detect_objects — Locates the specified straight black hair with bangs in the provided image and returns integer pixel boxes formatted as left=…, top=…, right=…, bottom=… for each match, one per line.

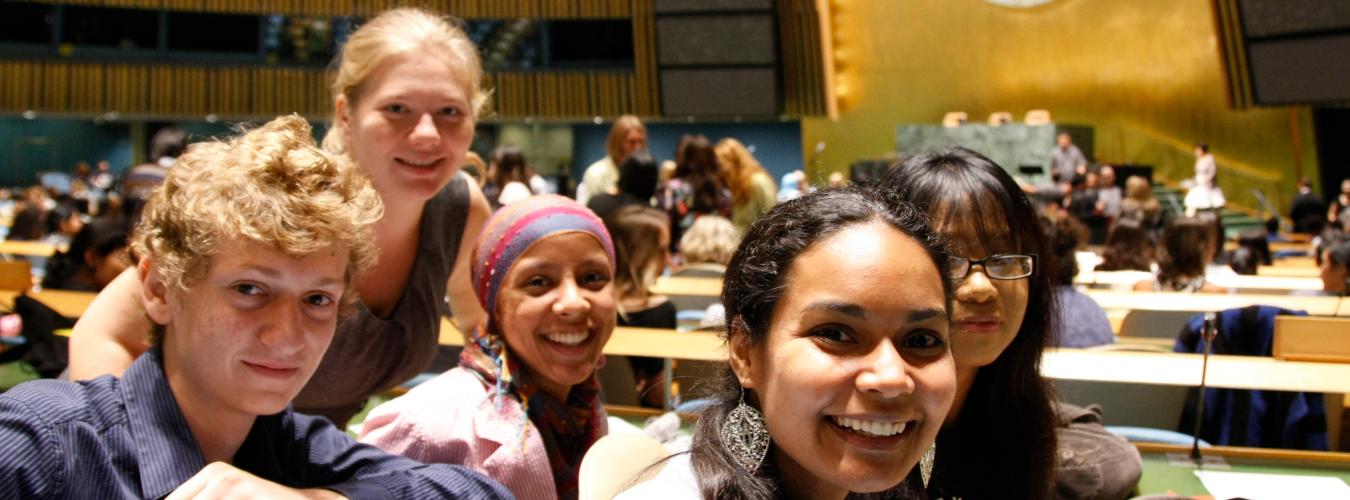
left=881, top=146, right=1060, bottom=499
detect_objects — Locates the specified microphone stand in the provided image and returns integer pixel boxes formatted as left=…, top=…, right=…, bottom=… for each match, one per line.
left=1190, top=312, right=1218, bottom=465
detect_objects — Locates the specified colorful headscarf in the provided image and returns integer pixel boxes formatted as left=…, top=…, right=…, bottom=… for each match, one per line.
left=471, top=194, right=616, bottom=318
left=461, top=194, right=614, bottom=500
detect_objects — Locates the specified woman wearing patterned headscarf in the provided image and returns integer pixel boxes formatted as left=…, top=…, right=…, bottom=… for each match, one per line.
left=361, top=195, right=617, bottom=500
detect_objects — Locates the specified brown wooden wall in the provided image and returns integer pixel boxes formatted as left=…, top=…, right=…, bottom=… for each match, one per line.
left=3, top=0, right=827, bottom=120
left=20, top=0, right=634, bottom=18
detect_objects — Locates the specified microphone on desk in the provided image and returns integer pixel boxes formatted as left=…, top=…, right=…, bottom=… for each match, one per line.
left=1190, top=311, right=1218, bottom=465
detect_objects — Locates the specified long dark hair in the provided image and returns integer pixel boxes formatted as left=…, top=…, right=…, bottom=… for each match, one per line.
left=882, top=147, right=1058, bottom=499
left=1097, top=219, right=1154, bottom=272
left=491, top=144, right=529, bottom=191
left=42, top=217, right=129, bottom=291
left=688, top=186, right=952, bottom=499
left=1157, top=216, right=1212, bottom=285
left=673, top=135, right=725, bottom=214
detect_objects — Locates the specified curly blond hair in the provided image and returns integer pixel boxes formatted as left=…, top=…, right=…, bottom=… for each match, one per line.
left=322, top=7, right=488, bottom=155
left=715, top=138, right=769, bottom=205
left=134, top=115, right=383, bottom=324
left=678, top=214, right=739, bottom=266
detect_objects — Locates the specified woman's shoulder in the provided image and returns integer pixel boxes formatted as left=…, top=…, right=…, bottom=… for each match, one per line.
left=1052, top=403, right=1143, bottom=500
left=359, top=368, right=489, bottom=447
left=615, top=453, right=701, bottom=500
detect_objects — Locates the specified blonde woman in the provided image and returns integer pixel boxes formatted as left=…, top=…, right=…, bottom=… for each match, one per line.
left=715, top=138, right=777, bottom=232
left=67, top=7, right=493, bottom=426
left=577, top=115, right=647, bottom=205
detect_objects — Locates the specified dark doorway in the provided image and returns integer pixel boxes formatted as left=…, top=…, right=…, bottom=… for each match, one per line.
left=1313, top=108, right=1350, bottom=199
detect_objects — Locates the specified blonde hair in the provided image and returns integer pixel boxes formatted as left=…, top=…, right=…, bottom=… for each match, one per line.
left=606, top=114, right=646, bottom=163
left=322, top=7, right=487, bottom=154
left=134, top=115, right=383, bottom=330
left=607, top=205, right=669, bottom=299
left=715, top=138, right=770, bottom=205
left=679, top=215, right=739, bottom=266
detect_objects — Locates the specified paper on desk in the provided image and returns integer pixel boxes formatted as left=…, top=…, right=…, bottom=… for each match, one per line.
left=1195, top=470, right=1350, bottom=499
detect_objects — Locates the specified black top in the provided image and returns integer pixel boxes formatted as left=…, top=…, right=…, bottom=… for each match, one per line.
left=618, top=300, right=677, bottom=329
left=587, top=193, right=648, bottom=221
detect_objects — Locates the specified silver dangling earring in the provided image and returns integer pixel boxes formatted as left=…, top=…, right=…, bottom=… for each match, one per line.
left=720, top=389, right=770, bottom=473
left=920, top=441, right=936, bottom=488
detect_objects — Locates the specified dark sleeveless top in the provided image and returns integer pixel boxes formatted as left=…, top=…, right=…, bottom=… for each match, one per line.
left=294, top=175, right=470, bottom=425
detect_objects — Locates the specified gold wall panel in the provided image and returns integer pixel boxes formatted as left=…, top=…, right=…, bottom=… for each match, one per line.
left=777, top=0, right=827, bottom=117
left=802, top=0, right=1319, bottom=210
left=1, top=62, right=36, bottom=111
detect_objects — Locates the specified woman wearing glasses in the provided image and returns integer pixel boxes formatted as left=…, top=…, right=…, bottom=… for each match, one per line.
left=883, top=147, right=1140, bottom=499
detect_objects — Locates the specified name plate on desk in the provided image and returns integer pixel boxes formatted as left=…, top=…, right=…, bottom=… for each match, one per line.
left=1274, top=316, right=1350, bottom=363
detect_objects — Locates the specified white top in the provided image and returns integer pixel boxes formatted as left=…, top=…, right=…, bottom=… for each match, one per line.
left=498, top=181, right=533, bottom=206
left=1194, top=153, right=1217, bottom=188
left=614, top=453, right=701, bottom=499
left=576, top=156, right=618, bottom=206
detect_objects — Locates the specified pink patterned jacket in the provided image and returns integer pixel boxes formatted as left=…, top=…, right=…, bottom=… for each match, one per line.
left=360, top=368, right=608, bottom=500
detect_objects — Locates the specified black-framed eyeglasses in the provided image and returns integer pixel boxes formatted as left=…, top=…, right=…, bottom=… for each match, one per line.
left=947, top=254, right=1037, bottom=280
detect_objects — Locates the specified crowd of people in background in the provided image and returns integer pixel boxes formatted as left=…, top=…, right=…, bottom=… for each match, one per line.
left=1, top=6, right=1348, bottom=498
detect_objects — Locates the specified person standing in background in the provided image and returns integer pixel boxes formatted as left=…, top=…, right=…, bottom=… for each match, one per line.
left=577, top=115, right=646, bottom=205
left=1184, top=143, right=1225, bottom=216
left=1095, top=165, right=1122, bottom=219
left=1048, top=132, right=1087, bottom=184
left=1289, top=177, right=1327, bottom=234
left=1328, top=178, right=1350, bottom=230
left=714, top=138, right=777, bottom=233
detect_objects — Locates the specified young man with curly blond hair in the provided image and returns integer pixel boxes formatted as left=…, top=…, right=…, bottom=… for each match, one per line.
left=0, top=116, right=509, bottom=499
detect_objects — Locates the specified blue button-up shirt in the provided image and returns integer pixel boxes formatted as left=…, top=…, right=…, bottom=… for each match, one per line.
left=0, top=348, right=513, bottom=499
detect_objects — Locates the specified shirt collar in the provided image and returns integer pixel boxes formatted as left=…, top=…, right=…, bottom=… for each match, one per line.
left=121, top=347, right=209, bottom=499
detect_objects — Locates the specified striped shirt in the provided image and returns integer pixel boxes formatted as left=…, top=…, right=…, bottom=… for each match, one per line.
left=0, top=348, right=513, bottom=499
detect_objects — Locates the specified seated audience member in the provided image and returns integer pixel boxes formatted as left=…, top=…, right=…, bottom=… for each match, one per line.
left=674, top=214, right=739, bottom=277
left=0, top=116, right=509, bottom=498
left=41, top=217, right=130, bottom=292
left=362, top=195, right=616, bottom=500
left=577, top=115, right=646, bottom=206
left=1321, top=239, right=1350, bottom=295
left=40, top=202, right=83, bottom=248
left=1227, top=229, right=1271, bottom=275
left=660, top=135, right=732, bottom=253
left=606, top=204, right=676, bottom=407
left=714, top=138, right=777, bottom=233
left=1135, top=216, right=1225, bottom=293
left=1096, top=219, right=1154, bottom=273
left=619, top=187, right=956, bottom=499
left=1048, top=216, right=1114, bottom=348
left=1095, top=165, right=1123, bottom=219
left=885, top=147, right=1141, bottom=499
left=1328, top=178, right=1350, bottom=228
left=1118, top=175, right=1163, bottom=232
left=586, top=151, right=659, bottom=220
left=461, top=151, right=486, bottom=184
left=1289, top=177, right=1326, bottom=235
left=7, top=187, right=50, bottom=241
left=488, top=145, right=534, bottom=210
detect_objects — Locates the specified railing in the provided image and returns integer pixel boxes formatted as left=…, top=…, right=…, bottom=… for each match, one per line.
left=1117, top=123, right=1286, bottom=217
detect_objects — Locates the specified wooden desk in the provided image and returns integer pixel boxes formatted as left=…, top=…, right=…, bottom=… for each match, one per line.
left=1042, top=348, right=1350, bottom=394
left=1136, top=443, right=1350, bottom=497
left=1083, top=290, right=1347, bottom=316
left=1226, top=240, right=1311, bottom=254
left=1075, top=271, right=1324, bottom=292
left=439, top=319, right=727, bottom=361
left=440, top=319, right=1350, bottom=393
left=652, top=276, right=722, bottom=297
left=1270, top=256, right=1316, bottom=268
left=0, top=240, right=60, bottom=258
left=1259, top=265, right=1320, bottom=278
left=0, top=289, right=98, bottom=318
